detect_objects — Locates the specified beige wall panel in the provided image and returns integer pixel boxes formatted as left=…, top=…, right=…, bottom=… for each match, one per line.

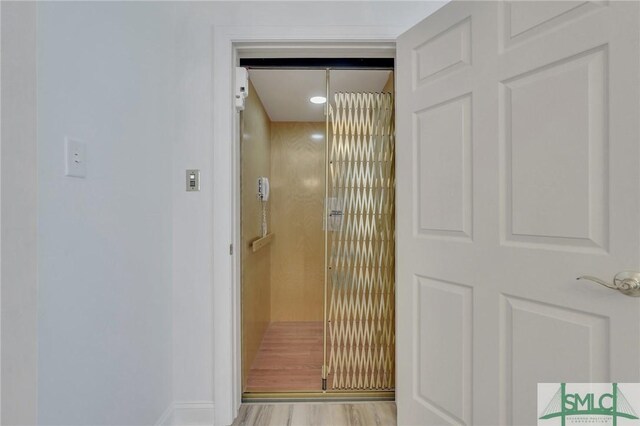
left=270, top=122, right=326, bottom=321
left=383, top=71, right=394, bottom=94
left=241, top=81, right=272, bottom=389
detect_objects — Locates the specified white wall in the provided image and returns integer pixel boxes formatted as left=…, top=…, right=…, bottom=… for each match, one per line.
left=36, top=3, right=176, bottom=424
left=1, top=2, right=38, bottom=424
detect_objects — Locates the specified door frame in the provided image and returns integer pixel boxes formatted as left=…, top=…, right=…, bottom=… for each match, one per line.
left=211, top=24, right=401, bottom=426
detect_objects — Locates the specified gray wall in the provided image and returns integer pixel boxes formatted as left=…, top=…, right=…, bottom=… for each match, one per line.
left=1, top=2, right=38, bottom=424
left=36, top=3, right=176, bottom=424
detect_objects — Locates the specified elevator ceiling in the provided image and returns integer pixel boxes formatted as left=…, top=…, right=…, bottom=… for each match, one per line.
left=248, top=69, right=392, bottom=122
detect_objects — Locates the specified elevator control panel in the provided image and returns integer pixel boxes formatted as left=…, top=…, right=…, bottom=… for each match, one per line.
left=186, top=169, right=200, bottom=192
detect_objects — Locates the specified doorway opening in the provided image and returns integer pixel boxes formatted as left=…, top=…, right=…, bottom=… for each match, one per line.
left=239, top=59, right=396, bottom=400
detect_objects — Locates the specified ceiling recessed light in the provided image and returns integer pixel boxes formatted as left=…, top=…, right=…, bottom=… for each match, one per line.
left=311, top=133, right=324, bottom=140
left=310, top=96, right=327, bottom=104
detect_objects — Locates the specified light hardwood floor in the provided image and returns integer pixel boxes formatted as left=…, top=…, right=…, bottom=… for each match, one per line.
left=246, top=322, right=324, bottom=392
left=232, top=402, right=397, bottom=426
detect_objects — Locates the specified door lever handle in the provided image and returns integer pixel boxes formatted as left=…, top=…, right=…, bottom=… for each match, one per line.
left=577, top=271, right=640, bottom=297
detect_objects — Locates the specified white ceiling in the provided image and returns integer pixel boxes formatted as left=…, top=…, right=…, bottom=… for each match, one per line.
left=248, top=69, right=392, bottom=122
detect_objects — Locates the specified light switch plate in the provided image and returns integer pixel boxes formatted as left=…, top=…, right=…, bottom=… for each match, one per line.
left=186, top=169, right=200, bottom=191
left=65, top=137, right=86, bottom=178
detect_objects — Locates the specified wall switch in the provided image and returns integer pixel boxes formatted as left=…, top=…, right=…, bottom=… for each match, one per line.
left=65, top=137, right=86, bottom=178
left=186, top=169, right=200, bottom=191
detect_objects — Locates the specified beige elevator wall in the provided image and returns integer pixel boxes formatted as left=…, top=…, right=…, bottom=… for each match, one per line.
left=383, top=71, right=394, bottom=94
left=270, top=122, right=325, bottom=321
left=241, top=81, right=272, bottom=388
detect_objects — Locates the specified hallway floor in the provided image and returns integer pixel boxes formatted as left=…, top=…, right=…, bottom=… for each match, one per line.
left=245, top=321, right=324, bottom=392
left=232, top=402, right=396, bottom=426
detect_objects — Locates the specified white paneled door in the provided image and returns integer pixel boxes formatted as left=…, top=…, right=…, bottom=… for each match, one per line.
left=396, top=1, right=640, bottom=425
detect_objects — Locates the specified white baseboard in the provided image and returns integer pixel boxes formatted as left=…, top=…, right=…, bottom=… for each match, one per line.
left=156, top=403, right=175, bottom=426
left=156, top=401, right=214, bottom=426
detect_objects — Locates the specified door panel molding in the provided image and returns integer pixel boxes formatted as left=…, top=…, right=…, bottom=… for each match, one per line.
left=499, top=294, right=610, bottom=424
left=412, top=16, right=472, bottom=89
left=499, top=1, right=607, bottom=52
left=413, top=93, right=473, bottom=242
left=413, top=275, right=473, bottom=425
left=499, top=45, right=609, bottom=253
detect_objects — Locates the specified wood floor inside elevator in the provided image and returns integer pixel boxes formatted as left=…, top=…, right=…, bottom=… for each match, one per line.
left=245, top=321, right=324, bottom=393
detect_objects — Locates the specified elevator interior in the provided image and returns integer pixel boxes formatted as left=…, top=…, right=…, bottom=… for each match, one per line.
left=240, top=63, right=395, bottom=398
